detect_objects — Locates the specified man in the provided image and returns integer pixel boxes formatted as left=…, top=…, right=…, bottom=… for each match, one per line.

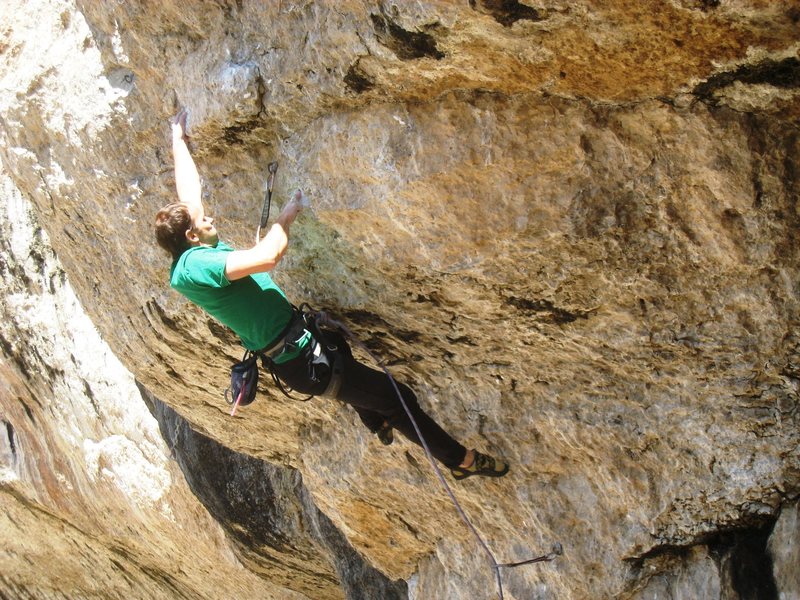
left=154, top=109, right=509, bottom=480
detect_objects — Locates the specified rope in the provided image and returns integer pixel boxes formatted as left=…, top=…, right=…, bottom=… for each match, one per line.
left=310, top=309, right=562, bottom=600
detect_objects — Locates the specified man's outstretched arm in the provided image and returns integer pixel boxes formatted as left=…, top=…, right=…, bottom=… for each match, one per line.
left=224, top=191, right=304, bottom=280
left=172, top=109, right=203, bottom=210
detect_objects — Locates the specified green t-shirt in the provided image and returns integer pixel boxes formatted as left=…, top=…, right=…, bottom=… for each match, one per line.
left=170, top=241, right=308, bottom=360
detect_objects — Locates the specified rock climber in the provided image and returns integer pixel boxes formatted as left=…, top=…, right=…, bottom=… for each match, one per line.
left=154, top=109, right=509, bottom=481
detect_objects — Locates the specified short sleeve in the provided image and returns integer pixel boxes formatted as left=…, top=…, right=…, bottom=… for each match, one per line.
left=175, top=246, right=231, bottom=289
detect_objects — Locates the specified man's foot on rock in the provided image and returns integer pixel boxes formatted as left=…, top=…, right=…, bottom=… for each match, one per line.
left=377, top=422, right=393, bottom=446
left=450, top=450, right=509, bottom=480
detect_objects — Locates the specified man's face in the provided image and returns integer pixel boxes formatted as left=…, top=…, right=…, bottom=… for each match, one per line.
left=186, top=203, right=218, bottom=247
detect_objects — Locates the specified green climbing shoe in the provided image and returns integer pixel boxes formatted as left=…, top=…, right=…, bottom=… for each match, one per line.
left=451, top=450, right=509, bottom=480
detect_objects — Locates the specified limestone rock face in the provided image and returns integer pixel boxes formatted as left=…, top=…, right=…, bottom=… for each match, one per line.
left=1, top=159, right=404, bottom=599
left=1, top=0, right=799, bottom=598
left=0, top=168, right=302, bottom=599
left=143, top=389, right=407, bottom=600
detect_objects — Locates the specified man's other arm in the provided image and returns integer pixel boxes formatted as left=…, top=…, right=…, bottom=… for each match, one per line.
left=224, top=193, right=303, bottom=280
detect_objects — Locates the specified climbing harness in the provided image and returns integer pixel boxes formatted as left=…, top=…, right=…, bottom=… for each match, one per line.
left=303, top=306, right=563, bottom=600
left=225, top=306, right=344, bottom=416
left=264, top=306, right=343, bottom=402
left=298, top=304, right=344, bottom=399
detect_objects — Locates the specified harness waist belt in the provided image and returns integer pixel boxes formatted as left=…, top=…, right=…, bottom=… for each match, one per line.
left=320, top=351, right=343, bottom=399
left=257, top=309, right=300, bottom=358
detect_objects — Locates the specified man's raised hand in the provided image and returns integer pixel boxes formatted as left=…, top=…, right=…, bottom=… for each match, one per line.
left=171, top=107, right=203, bottom=208
left=172, top=108, right=190, bottom=142
left=280, top=189, right=305, bottom=223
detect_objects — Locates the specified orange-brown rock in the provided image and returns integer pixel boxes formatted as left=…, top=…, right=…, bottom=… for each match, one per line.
left=1, top=1, right=798, bottom=598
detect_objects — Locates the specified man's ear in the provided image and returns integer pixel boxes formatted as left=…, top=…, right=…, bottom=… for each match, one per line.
left=185, top=228, right=198, bottom=244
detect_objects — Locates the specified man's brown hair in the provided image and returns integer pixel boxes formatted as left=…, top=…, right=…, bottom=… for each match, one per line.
left=154, top=203, right=192, bottom=260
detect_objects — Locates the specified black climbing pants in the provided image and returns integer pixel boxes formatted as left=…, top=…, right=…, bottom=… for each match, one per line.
left=272, top=330, right=467, bottom=469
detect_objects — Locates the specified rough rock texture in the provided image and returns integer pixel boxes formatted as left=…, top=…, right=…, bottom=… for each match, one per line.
left=0, top=159, right=404, bottom=598
left=142, top=387, right=407, bottom=600
left=1, top=0, right=799, bottom=598
left=0, top=168, right=303, bottom=599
